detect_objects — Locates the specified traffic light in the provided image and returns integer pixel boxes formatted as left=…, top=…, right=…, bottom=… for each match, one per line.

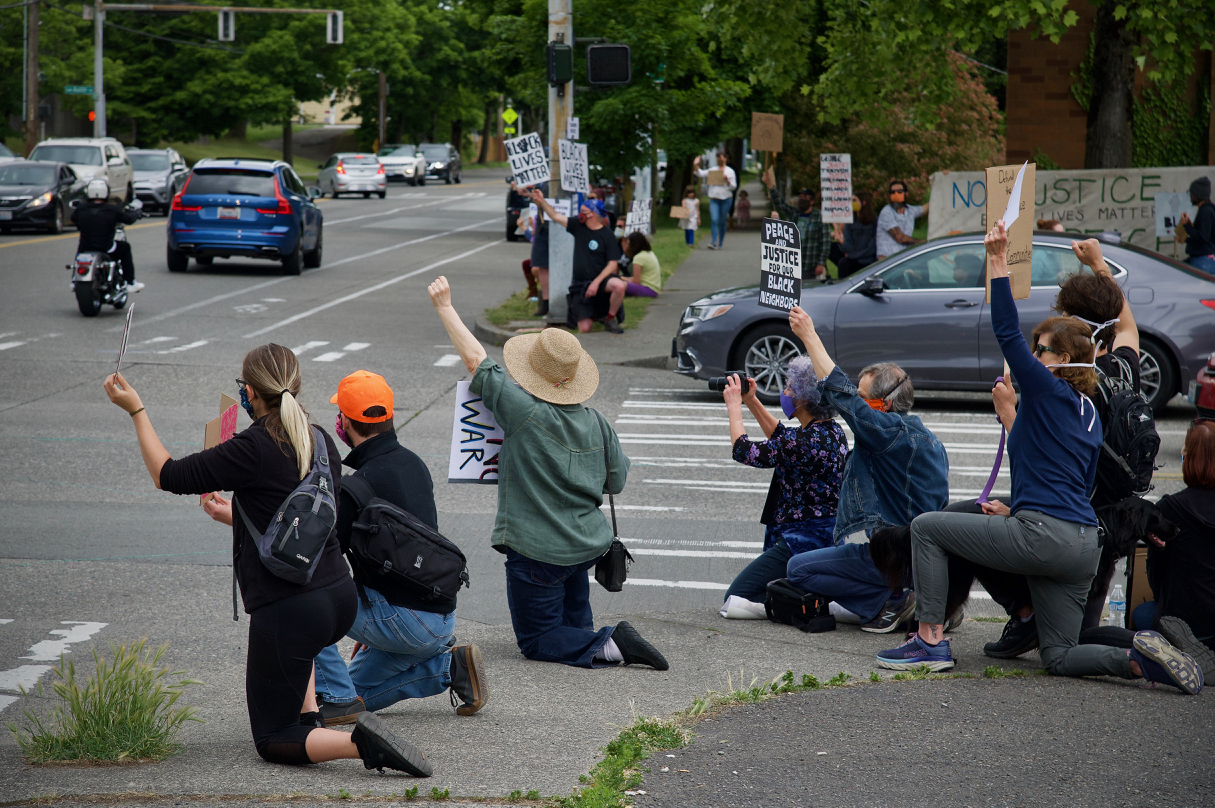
left=326, top=11, right=343, bottom=45
left=218, top=10, right=235, bottom=42
left=547, top=42, right=573, bottom=86
left=587, top=44, right=631, bottom=86
left=88, top=110, right=96, bottom=122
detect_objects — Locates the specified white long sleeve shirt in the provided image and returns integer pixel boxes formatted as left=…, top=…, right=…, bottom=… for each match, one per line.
left=695, top=165, right=737, bottom=200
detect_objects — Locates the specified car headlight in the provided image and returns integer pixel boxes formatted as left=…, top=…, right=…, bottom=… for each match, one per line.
left=431, top=162, right=445, bottom=169
left=686, top=303, right=733, bottom=321
left=27, top=191, right=53, bottom=208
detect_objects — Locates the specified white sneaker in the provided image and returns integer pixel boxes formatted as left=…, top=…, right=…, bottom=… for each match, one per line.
left=720, top=595, right=767, bottom=620
left=126, top=281, right=145, bottom=293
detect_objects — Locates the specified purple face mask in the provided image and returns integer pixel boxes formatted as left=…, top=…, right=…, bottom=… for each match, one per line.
left=335, top=413, right=353, bottom=448
left=780, top=392, right=797, bottom=419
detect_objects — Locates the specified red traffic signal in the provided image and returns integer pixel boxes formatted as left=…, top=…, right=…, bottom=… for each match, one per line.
left=88, top=110, right=96, bottom=122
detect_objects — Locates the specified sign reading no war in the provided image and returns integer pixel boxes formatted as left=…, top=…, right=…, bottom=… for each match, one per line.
left=447, top=381, right=504, bottom=484
left=505, top=132, right=550, bottom=187
left=928, top=166, right=1209, bottom=254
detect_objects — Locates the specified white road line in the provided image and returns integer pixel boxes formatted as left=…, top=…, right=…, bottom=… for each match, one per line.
left=21, top=621, right=108, bottom=661
left=631, top=548, right=757, bottom=559
left=434, top=354, right=462, bottom=367
left=0, top=341, right=27, bottom=351
left=324, top=202, right=436, bottom=226
left=645, top=478, right=769, bottom=488
left=627, top=538, right=764, bottom=549
left=312, top=217, right=500, bottom=273
left=600, top=504, right=689, bottom=511
left=0, top=619, right=12, bottom=625
left=619, top=577, right=729, bottom=591
left=263, top=297, right=286, bottom=302
left=342, top=342, right=371, bottom=351
left=0, top=665, right=51, bottom=692
left=291, top=340, right=330, bottom=354
left=0, top=332, right=17, bottom=340
left=313, top=352, right=346, bottom=362
left=140, top=336, right=176, bottom=344
left=244, top=238, right=503, bottom=338
left=156, top=339, right=208, bottom=355
left=0, top=695, right=18, bottom=711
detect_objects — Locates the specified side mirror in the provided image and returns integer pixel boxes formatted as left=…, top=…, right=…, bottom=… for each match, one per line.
left=307, top=186, right=322, bottom=200
left=317, top=163, right=325, bottom=169
left=69, top=199, right=82, bottom=209
left=859, top=277, right=886, bottom=296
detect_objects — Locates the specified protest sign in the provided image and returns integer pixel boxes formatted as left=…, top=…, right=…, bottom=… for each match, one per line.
left=819, top=153, right=853, bottom=224
left=624, top=198, right=652, bottom=233
left=669, top=205, right=689, bottom=219
left=984, top=162, right=1035, bottom=302
left=758, top=217, right=802, bottom=311
left=558, top=138, right=589, bottom=194
left=201, top=393, right=239, bottom=503
left=504, top=132, right=550, bottom=187
left=707, top=169, right=725, bottom=186
left=566, top=117, right=579, bottom=140
left=751, top=112, right=784, bottom=153
left=114, top=305, right=134, bottom=379
left=1153, top=192, right=1195, bottom=242
left=447, top=381, right=503, bottom=484
left=928, top=166, right=1204, bottom=255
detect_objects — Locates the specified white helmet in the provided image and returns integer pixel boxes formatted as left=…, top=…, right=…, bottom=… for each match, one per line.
left=86, top=178, right=110, bottom=201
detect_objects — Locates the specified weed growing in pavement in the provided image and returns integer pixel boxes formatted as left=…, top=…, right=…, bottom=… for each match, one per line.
left=983, top=666, right=1035, bottom=679
left=337, top=788, right=351, bottom=800
left=826, top=671, right=852, bottom=687
left=430, top=786, right=451, bottom=800
left=509, top=791, right=522, bottom=802
left=971, top=617, right=1007, bottom=623
left=403, top=785, right=419, bottom=800
left=555, top=716, right=691, bottom=808
left=7, top=638, right=201, bottom=764
left=527, top=790, right=542, bottom=800
left=869, top=672, right=881, bottom=682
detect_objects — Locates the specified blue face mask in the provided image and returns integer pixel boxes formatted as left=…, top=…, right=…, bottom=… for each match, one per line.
left=238, top=384, right=255, bottom=419
left=780, top=392, right=797, bottom=419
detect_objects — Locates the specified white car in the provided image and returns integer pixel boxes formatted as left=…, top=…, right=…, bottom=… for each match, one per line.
left=316, top=152, right=387, bottom=198
left=0, top=143, right=23, bottom=165
left=28, top=137, right=134, bottom=202
left=377, top=144, right=427, bottom=186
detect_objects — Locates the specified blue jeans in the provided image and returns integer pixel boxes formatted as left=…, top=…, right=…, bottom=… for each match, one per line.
left=1186, top=254, right=1215, bottom=275
left=709, top=197, right=732, bottom=247
left=725, top=519, right=836, bottom=603
left=313, top=586, right=454, bottom=713
left=786, top=542, right=897, bottom=622
left=684, top=227, right=695, bottom=246
left=503, top=548, right=614, bottom=668
left=1132, top=600, right=1157, bottom=632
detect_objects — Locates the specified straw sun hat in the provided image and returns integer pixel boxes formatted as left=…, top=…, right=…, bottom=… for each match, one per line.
left=502, top=328, right=599, bottom=405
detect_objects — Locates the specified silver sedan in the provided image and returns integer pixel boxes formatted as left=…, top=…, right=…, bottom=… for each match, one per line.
left=316, top=153, right=387, bottom=199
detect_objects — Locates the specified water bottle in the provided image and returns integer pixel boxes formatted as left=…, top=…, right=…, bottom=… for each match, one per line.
left=1108, top=584, right=1126, bottom=628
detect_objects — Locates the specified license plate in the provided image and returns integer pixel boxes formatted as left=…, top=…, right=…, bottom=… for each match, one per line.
left=1189, top=381, right=1199, bottom=404
left=0, top=211, right=11, bottom=220
left=218, top=207, right=239, bottom=219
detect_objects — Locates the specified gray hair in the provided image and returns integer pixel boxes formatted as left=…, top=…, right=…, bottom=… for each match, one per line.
left=786, top=356, right=836, bottom=421
left=859, top=362, right=914, bottom=413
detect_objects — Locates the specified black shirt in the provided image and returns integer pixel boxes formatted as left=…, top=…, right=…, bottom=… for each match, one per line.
left=71, top=202, right=139, bottom=252
left=159, top=419, right=348, bottom=614
left=1152, top=487, right=1215, bottom=646
left=1183, top=202, right=1215, bottom=258
left=566, top=219, right=622, bottom=284
left=334, top=431, right=453, bottom=614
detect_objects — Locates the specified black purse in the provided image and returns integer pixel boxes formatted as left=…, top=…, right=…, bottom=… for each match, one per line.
left=589, top=408, right=632, bottom=592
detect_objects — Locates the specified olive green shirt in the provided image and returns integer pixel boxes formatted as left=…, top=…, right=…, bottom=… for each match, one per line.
left=470, top=357, right=630, bottom=565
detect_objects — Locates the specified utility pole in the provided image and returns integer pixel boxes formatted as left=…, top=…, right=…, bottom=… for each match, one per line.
left=546, top=0, right=573, bottom=325
left=93, top=0, right=105, bottom=137
left=24, top=0, right=40, bottom=155
left=377, top=71, right=387, bottom=150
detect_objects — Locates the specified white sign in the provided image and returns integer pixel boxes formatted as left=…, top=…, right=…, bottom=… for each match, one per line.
left=539, top=198, right=570, bottom=222
left=1001, top=161, right=1029, bottom=228
left=504, top=132, right=550, bottom=187
left=567, top=117, right=580, bottom=140
left=819, top=153, right=853, bottom=224
left=447, top=381, right=504, bottom=484
left=928, top=166, right=1209, bottom=254
left=559, top=138, right=589, bottom=194
left=624, top=198, right=652, bottom=233
left=1154, top=192, right=1196, bottom=240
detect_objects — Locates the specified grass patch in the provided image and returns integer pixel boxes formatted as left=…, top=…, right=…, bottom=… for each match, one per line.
left=7, top=638, right=202, bottom=764
left=161, top=138, right=322, bottom=181
left=555, top=716, right=691, bottom=808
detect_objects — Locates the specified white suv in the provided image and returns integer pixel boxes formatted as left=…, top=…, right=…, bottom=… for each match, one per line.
left=28, top=137, right=135, bottom=202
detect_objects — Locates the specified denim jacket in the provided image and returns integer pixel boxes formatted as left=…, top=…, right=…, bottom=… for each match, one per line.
left=821, top=366, right=949, bottom=541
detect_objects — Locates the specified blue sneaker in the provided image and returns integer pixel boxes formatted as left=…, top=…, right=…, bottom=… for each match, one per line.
left=1131, top=630, right=1204, bottom=695
left=876, top=634, right=955, bottom=672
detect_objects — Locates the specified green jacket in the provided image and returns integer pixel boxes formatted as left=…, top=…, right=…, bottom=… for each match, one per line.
left=470, top=357, right=630, bottom=565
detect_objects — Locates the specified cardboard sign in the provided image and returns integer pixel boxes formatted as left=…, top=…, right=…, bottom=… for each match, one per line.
left=1154, top=192, right=1196, bottom=239
left=669, top=205, right=689, bottom=219
left=707, top=169, right=725, bottom=186
left=504, top=132, right=550, bottom=187
left=566, top=117, right=580, bottom=140
left=201, top=393, right=239, bottom=503
left=447, top=381, right=504, bottom=484
left=751, top=112, right=784, bottom=153
left=984, top=162, right=1036, bottom=303
left=758, top=217, right=802, bottom=311
left=819, top=153, right=853, bottom=224
left=624, top=198, right=652, bottom=233
left=558, top=138, right=589, bottom=194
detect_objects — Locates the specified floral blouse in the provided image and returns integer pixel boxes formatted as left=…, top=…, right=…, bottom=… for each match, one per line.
left=732, top=420, right=848, bottom=525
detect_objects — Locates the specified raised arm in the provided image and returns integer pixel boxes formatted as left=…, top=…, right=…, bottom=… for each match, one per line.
left=428, top=276, right=488, bottom=373
left=1071, top=238, right=1138, bottom=353
left=530, top=188, right=567, bottom=229
left=788, top=306, right=835, bottom=379
left=986, top=222, right=1054, bottom=395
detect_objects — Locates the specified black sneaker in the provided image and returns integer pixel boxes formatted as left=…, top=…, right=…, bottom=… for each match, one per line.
left=448, top=644, right=488, bottom=716
left=1158, top=616, right=1215, bottom=681
left=351, top=712, right=433, bottom=776
left=861, top=590, right=917, bottom=633
left=612, top=621, right=669, bottom=670
left=983, top=615, right=1039, bottom=659
left=298, top=710, right=323, bottom=728
left=317, top=695, right=365, bottom=727
left=534, top=299, right=549, bottom=317
left=604, top=315, right=624, bottom=334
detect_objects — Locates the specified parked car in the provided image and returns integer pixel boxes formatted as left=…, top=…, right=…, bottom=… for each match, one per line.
left=0, top=143, right=23, bottom=165
left=128, top=148, right=189, bottom=216
left=419, top=143, right=461, bottom=184
left=317, top=152, right=387, bottom=198
left=28, top=137, right=134, bottom=202
left=505, top=178, right=530, bottom=242
left=673, top=232, right=1215, bottom=412
left=378, top=144, right=427, bottom=186
left=166, top=158, right=323, bottom=275
left=1188, top=349, right=1215, bottom=417
left=0, top=161, right=84, bottom=234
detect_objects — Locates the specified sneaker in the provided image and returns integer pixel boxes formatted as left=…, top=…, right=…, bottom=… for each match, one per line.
left=1158, top=616, right=1215, bottom=681
left=317, top=695, right=365, bottom=726
left=1131, top=630, right=1204, bottom=695
left=984, top=615, right=1039, bottom=659
left=351, top=712, right=433, bottom=776
left=448, top=644, right=488, bottom=716
left=861, top=590, right=917, bottom=633
left=706, top=244, right=718, bottom=250
left=876, top=634, right=955, bottom=672
left=534, top=299, right=549, bottom=317
left=604, top=316, right=624, bottom=334
left=126, top=280, right=145, bottom=292
left=612, top=621, right=669, bottom=670
left=298, top=710, right=323, bottom=728
left=944, top=610, right=965, bottom=633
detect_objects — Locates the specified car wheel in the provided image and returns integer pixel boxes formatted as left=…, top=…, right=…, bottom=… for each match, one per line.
left=362, top=191, right=371, bottom=199
left=196, top=255, right=213, bottom=266
left=444, top=172, right=452, bottom=185
left=1138, top=338, right=1177, bottom=413
left=378, top=191, right=386, bottom=199
left=125, top=183, right=134, bottom=204
left=75, top=281, right=102, bottom=316
left=731, top=322, right=805, bottom=404
left=281, top=239, right=303, bottom=275
left=47, top=202, right=64, bottom=235
left=419, top=177, right=426, bottom=186
left=303, top=225, right=323, bottom=269
left=454, top=170, right=461, bottom=184
left=166, top=245, right=189, bottom=273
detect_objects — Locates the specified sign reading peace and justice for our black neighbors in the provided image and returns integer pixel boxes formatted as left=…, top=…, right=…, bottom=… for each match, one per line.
left=758, top=217, right=802, bottom=311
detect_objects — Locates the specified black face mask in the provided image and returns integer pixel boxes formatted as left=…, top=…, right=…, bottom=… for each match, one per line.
left=797, top=198, right=813, bottom=213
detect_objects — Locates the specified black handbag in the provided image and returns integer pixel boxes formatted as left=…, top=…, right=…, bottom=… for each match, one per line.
left=589, top=408, right=632, bottom=592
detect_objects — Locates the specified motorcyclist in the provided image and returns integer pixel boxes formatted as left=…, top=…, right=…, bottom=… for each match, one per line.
left=71, top=179, right=144, bottom=292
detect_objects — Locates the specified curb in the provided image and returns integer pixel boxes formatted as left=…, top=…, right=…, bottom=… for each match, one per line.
left=473, top=317, right=522, bottom=347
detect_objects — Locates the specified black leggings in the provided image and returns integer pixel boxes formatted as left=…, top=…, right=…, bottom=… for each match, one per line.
left=246, top=577, right=357, bottom=765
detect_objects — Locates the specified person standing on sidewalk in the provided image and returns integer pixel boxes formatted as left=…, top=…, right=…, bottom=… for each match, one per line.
left=875, top=179, right=928, bottom=260
left=762, top=167, right=829, bottom=280
left=311, top=370, right=488, bottom=724
left=1175, top=176, right=1215, bottom=275
left=693, top=152, right=737, bottom=250
left=427, top=276, right=669, bottom=672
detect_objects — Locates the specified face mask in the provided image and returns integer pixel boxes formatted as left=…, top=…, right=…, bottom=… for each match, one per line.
left=238, top=384, right=255, bottom=419
left=335, top=413, right=353, bottom=448
left=851, top=200, right=861, bottom=212
left=780, top=393, right=798, bottom=419
left=890, top=191, right=906, bottom=204
left=864, top=398, right=890, bottom=412
left=577, top=210, right=589, bottom=223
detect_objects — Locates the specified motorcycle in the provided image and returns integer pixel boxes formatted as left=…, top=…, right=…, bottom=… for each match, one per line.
left=66, top=199, right=144, bottom=317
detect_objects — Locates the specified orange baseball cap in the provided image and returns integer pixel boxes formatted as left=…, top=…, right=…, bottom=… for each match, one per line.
left=330, top=370, right=394, bottom=423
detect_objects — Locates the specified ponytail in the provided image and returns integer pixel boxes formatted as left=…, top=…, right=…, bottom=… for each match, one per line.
left=277, top=389, right=314, bottom=479
left=241, top=344, right=314, bottom=479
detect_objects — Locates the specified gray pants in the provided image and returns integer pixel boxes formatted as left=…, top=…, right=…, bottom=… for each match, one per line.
left=911, top=509, right=1132, bottom=679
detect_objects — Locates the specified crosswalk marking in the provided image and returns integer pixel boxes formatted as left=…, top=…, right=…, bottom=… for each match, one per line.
left=291, top=340, right=329, bottom=354
left=0, top=341, right=26, bottom=351
left=21, top=622, right=108, bottom=662
left=434, top=354, right=461, bottom=367
left=342, top=342, right=371, bottom=351
left=156, top=340, right=208, bottom=355
left=313, top=343, right=370, bottom=363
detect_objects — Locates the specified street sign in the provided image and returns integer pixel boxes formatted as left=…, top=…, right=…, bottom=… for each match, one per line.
left=502, top=107, right=518, bottom=125
left=65, top=85, right=94, bottom=95
left=503, top=126, right=516, bottom=135
left=566, top=117, right=579, bottom=140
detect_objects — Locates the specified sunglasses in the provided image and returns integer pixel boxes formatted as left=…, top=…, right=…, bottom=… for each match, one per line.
left=1033, top=344, right=1059, bottom=357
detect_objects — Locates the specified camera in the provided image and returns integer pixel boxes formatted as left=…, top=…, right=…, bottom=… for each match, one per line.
left=707, top=372, right=750, bottom=394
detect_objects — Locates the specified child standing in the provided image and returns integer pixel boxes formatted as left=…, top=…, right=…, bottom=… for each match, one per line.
left=735, top=189, right=751, bottom=225
left=681, top=186, right=700, bottom=246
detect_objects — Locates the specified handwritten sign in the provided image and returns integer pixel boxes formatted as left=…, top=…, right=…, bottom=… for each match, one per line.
left=624, top=198, right=652, bottom=233
left=758, top=217, right=802, bottom=311
left=819, top=153, right=853, bottom=224
left=751, top=112, right=784, bottom=153
left=1154, top=192, right=1195, bottom=240
left=558, top=138, right=589, bottom=194
left=201, top=393, right=239, bottom=503
left=447, top=381, right=504, bottom=484
left=669, top=205, right=689, bottom=219
left=706, top=169, right=725, bottom=186
left=984, top=162, right=1036, bottom=302
left=505, top=132, right=550, bottom=187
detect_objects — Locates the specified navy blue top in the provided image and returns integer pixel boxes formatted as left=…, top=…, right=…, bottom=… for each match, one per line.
left=1183, top=202, right=1215, bottom=258
left=733, top=421, right=848, bottom=526
left=992, top=276, right=1101, bottom=526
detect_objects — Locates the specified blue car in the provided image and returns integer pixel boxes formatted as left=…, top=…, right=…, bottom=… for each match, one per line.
left=166, top=158, right=323, bottom=275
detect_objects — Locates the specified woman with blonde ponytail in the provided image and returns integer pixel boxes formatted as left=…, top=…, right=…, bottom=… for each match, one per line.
left=103, top=344, right=433, bottom=776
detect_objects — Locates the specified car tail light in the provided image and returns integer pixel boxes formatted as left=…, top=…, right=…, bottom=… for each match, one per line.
left=170, top=175, right=200, bottom=211
left=336, top=162, right=346, bottom=175
left=1203, top=300, right=1215, bottom=311
left=376, top=164, right=385, bottom=175
left=255, top=177, right=292, bottom=216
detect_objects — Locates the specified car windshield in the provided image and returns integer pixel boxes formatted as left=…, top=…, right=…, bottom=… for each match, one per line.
left=0, top=164, right=55, bottom=185
left=382, top=146, right=417, bottom=157
left=186, top=169, right=275, bottom=196
left=420, top=145, right=448, bottom=160
left=29, top=145, right=103, bottom=165
left=340, top=155, right=379, bottom=165
left=0, top=144, right=15, bottom=159
left=130, top=153, right=171, bottom=171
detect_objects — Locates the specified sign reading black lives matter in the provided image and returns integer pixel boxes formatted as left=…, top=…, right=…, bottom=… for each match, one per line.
left=504, top=132, right=550, bottom=187
left=758, top=217, right=802, bottom=311
left=624, top=198, right=652, bottom=233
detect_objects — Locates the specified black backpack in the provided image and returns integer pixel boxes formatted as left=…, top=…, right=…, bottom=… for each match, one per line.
left=764, top=578, right=836, bottom=633
left=341, top=474, right=470, bottom=605
left=1092, top=354, right=1160, bottom=500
